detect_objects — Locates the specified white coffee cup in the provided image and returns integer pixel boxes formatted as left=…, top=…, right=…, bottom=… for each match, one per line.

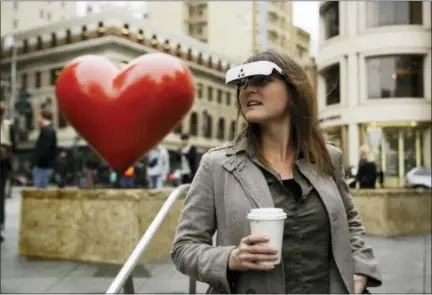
left=247, top=208, right=287, bottom=265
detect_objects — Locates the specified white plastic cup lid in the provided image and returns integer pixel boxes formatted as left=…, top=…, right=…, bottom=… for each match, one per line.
left=247, top=208, right=287, bottom=220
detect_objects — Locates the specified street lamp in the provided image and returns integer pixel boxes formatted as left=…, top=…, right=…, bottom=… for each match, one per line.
left=3, top=35, right=17, bottom=121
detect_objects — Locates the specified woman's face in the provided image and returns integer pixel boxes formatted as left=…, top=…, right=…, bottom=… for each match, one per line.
left=238, top=74, right=290, bottom=125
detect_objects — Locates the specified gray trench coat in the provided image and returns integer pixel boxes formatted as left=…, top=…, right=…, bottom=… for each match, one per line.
left=170, top=141, right=382, bottom=294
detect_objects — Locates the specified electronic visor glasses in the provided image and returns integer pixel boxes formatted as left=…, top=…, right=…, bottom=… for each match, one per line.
left=225, top=61, right=284, bottom=89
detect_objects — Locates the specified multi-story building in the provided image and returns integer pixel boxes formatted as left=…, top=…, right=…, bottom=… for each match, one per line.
left=145, top=1, right=308, bottom=61
left=316, top=1, right=431, bottom=186
left=0, top=1, right=78, bottom=36
left=0, top=10, right=240, bottom=161
left=144, top=1, right=317, bottom=92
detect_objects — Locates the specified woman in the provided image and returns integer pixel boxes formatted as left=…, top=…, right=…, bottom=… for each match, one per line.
left=170, top=50, right=382, bottom=294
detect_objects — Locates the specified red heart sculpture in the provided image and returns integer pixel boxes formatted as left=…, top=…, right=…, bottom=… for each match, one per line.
left=55, top=53, right=195, bottom=172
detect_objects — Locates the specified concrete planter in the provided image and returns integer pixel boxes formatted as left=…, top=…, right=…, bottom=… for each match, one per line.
left=352, top=189, right=431, bottom=237
left=18, top=188, right=184, bottom=264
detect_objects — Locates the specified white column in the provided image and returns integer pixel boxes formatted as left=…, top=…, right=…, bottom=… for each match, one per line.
left=423, top=0, right=431, bottom=28
left=347, top=54, right=359, bottom=107
left=415, top=130, right=421, bottom=167
left=358, top=53, right=367, bottom=103
left=348, top=123, right=360, bottom=167
left=340, top=56, right=348, bottom=106
left=339, top=1, right=347, bottom=38
left=423, top=127, right=431, bottom=167
left=398, top=129, right=404, bottom=185
left=424, top=50, right=431, bottom=101
left=345, top=2, right=358, bottom=38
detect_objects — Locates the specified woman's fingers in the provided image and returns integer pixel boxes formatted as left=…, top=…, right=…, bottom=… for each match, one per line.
left=241, top=234, right=269, bottom=245
left=240, top=261, right=275, bottom=271
left=240, top=253, right=279, bottom=262
left=247, top=244, right=278, bottom=255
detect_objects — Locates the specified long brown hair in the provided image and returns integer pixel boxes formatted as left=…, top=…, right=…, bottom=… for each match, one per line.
left=235, top=50, right=333, bottom=176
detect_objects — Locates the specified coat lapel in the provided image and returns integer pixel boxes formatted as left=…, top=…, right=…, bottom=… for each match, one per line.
left=222, top=153, right=274, bottom=209
left=296, top=159, right=338, bottom=220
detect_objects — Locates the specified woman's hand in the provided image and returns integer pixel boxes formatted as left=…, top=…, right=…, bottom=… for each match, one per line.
left=228, top=234, right=278, bottom=271
left=353, top=274, right=367, bottom=294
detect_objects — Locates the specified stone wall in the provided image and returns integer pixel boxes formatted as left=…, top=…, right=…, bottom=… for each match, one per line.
left=19, top=188, right=431, bottom=265
left=352, top=189, right=431, bottom=237
left=19, top=188, right=184, bottom=265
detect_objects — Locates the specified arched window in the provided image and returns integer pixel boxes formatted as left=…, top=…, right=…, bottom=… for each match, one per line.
left=189, top=112, right=198, bottom=136
left=230, top=120, right=236, bottom=140
left=51, top=33, right=57, bottom=47
left=217, top=118, right=225, bottom=140
left=203, top=111, right=212, bottom=138
left=36, top=36, right=42, bottom=50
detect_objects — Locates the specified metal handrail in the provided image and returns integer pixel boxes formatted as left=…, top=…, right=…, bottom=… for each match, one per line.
left=106, top=184, right=191, bottom=294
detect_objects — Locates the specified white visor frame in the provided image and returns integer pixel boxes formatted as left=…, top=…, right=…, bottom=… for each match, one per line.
left=225, top=61, right=283, bottom=85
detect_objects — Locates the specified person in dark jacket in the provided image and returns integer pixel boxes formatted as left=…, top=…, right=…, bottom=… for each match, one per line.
left=32, top=109, right=57, bottom=188
left=178, top=134, right=198, bottom=184
left=356, top=146, right=377, bottom=189
left=1, top=102, right=16, bottom=242
left=56, top=150, right=68, bottom=188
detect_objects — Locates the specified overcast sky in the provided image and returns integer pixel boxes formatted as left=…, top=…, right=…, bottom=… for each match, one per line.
left=292, top=1, right=320, bottom=55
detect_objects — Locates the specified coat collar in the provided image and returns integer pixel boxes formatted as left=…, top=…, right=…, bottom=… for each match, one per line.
left=222, top=137, right=339, bottom=218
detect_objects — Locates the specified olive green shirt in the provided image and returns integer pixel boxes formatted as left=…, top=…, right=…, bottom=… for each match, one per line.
left=252, top=158, right=331, bottom=294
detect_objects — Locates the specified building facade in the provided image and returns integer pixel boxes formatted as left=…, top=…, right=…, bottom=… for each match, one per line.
left=316, top=1, right=431, bottom=186
left=144, top=1, right=311, bottom=62
left=0, top=10, right=240, bottom=158
left=0, top=1, right=79, bottom=36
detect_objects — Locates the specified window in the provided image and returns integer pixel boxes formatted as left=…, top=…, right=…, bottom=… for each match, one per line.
left=207, top=86, right=213, bottom=101
left=230, top=121, right=236, bottom=140
left=81, top=26, right=88, bottom=40
left=47, top=12, right=52, bottom=21
left=217, top=89, right=223, bottom=104
left=50, top=68, right=61, bottom=85
left=87, top=5, right=93, bottom=14
left=23, top=39, right=29, bottom=53
left=51, top=33, right=57, bottom=47
left=321, top=2, right=339, bottom=39
left=366, top=1, right=423, bottom=27
left=366, top=55, right=424, bottom=99
left=414, top=167, right=431, bottom=176
left=189, top=112, right=198, bottom=136
left=404, top=128, right=416, bottom=173
left=13, top=2, right=18, bottom=10
left=35, top=71, right=41, bottom=88
left=61, top=1, right=65, bottom=8
left=203, top=111, right=212, bottom=138
left=12, top=19, right=18, bottom=29
left=296, top=45, right=307, bottom=59
left=384, top=128, right=399, bottom=177
left=226, top=92, right=232, bottom=105
left=40, top=9, right=45, bottom=19
left=217, top=118, right=225, bottom=140
left=197, top=83, right=203, bottom=98
left=21, top=73, right=28, bottom=90
left=321, top=63, right=340, bottom=105
left=36, top=36, right=43, bottom=50
left=66, top=29, right=71, bottom=44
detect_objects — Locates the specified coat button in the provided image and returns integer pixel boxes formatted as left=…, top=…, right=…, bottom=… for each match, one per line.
left=246, top=288, right=256, bottom=294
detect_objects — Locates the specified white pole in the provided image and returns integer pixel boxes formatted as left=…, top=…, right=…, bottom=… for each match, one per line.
left=259, top=1, right=269, bottom=51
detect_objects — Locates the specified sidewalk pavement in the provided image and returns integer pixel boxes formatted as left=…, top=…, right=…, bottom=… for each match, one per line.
left=1, top=187, right=431, bottom=293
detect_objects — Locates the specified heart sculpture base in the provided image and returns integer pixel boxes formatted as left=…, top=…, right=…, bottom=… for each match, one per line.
left=56, top=53, right=195, bottom=172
